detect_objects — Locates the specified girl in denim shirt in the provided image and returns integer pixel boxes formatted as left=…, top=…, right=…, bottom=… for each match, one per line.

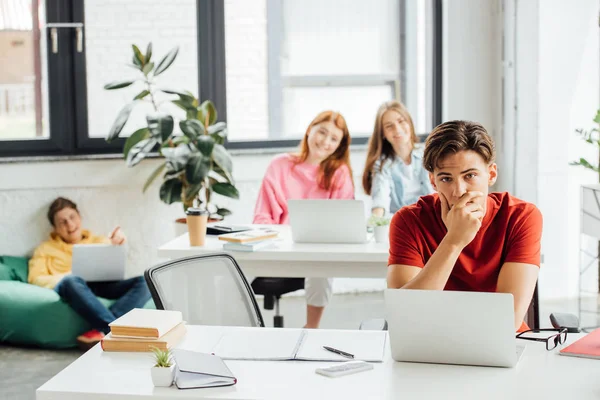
left=362, top=101, right=434, bottom=217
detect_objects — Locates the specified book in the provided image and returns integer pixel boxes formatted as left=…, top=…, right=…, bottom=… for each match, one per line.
left=108, top=308, right=183, bottom=339
left=218, top=228, right=279, bottom=244
left=212, top=329, right=387, bottom=362
left=559, top=328, right=600, bottom=360
left=222, top=239, right=277, bottom=252
left=101, top=322, right=187, bottom=352
left=173, top=349, right=237, bottom=389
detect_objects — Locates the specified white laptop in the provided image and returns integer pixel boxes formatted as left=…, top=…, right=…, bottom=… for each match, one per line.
left=288, top=199, right=367, bottom=244
left=385, top=289, right=525, bottom=368
left=71, top=244, right=127, bottom=282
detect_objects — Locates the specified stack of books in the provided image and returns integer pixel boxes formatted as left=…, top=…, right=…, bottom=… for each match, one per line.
left=101, top=308, right=187, bottom=352
left=218, top=228, right=280, bottom=252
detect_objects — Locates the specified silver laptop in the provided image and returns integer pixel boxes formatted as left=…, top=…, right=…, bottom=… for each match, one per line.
left=71, top=244, right=127, bottom=282
left=288, top=199, right=367, bottom=244
left=385, top=289, right=524, bottom=368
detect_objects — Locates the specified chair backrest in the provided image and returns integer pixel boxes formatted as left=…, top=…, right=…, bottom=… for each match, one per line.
left=525, top=282, right=540, bottom=329
left=144, top=253, right=264, bottom=327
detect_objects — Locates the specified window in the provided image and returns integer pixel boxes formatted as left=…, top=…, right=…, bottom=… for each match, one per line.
left=202, top=0, right=442, bottom=149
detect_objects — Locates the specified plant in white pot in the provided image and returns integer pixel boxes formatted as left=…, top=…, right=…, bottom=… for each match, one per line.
left=368, top=215, right=391, bottom=244
left=150, top=347, right=175, bottom=387
left=104, top=43, right=240, bottom=234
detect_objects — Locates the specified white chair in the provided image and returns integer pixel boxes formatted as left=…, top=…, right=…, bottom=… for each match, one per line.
left=144, top=253, right=264, bottom=327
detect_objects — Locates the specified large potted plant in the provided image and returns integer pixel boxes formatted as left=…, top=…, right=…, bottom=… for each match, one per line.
left=104, top=43, right=239, bottom=226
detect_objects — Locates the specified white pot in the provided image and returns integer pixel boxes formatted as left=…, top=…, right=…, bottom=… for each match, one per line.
left=373, top=225, right=389, bottom=244
left=151, top=365, right=175, bottom=387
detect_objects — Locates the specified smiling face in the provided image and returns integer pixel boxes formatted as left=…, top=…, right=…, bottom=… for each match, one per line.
left=381, top=109, right=413, bottom=150
left=429, top=150, right=498, bottom=211
left=306, top=120, right=344, bottom=164
left=52, top=207, right=83, bottom=244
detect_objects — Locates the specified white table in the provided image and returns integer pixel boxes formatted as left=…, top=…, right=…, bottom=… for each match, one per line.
left=37, top=325, right=600, bottom=400
left=157, top=225, right=389, bottom=278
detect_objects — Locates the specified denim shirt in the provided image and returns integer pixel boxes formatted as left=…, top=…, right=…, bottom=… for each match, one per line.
left=370, top=151, right=434, bottom=215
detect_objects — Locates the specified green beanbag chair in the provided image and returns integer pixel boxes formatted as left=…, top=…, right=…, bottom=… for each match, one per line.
left=0, top=256, right=154, bottom=349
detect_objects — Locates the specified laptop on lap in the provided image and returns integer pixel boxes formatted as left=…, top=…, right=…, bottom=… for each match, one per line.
left=288, top=199, right=367, bottom=244
left=71, top=244, right=127, bottom=282
left=385, top=289, right=524, bottom=368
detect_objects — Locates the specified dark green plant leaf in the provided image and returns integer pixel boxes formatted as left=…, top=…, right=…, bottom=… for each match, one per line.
left=172, top=99, right=196, bottom=113
left=143, top=163, right=166, bottom=193
left=142, top=62, right=154, bottom=76
left=212, top=144, right=233, bottom=180
left=199, top=101, right=217, bottom=126
left=211, top=164, right=232, bottom=184
left=179, top=119, right=205, bottom=140
left=159, top=179, right=183, bottom=204
left=571, top=157, right=599, bottom=172
left=132, top=44, right=145, bottom=66
left=134, top=89, right=150, bottom=100
left=185, top=153, right=211, bottom=184
left=208, top=122, right=227, bottom=145
left=126, top=138, right=157, bottom=167
left=184, top=183, right=203, bottom=203
left=196, top=135, right=215, bottom=157
left=147, top=113, right=174, bottom=143
left=107, top=102, right=135, bottom=142
left=216, top=208, right=232, bottom=217
left=145, top=42, right=152, bottom=64
left=162, top=144, right=193, bottom=172
left=104, top=80, right=135, bottom=90
left=211, top=182, right=239, bottom=199
left=169, top=135, right=191, bottom=146
left=132, top=54, right=142, bottom=68
left=594, top=109, right=600, bottom=124
left=161, top=89, right=195, bottom=104
left=154, top=47, right=179, bottom=76
left=127, top=63, right=142, bottom=72
left=123, top=127, right=150, bottom=158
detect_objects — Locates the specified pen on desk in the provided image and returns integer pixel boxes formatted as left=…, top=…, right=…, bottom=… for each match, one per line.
left=323, top=346, right=354, bottom=359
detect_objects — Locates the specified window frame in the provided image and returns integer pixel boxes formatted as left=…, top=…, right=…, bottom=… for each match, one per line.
left=197, top=0, right=443, bottom=150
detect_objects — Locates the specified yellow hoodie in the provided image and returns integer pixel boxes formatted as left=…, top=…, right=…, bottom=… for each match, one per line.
left=28, top=230, right=109, bottom=289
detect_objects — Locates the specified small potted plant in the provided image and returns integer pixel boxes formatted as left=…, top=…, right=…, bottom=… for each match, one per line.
left=368, top=215, right=392, bottom=244
left=150, top=347, right=175, bottom=387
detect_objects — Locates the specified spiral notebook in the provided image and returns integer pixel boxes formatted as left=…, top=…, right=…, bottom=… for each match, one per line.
left=212, top=329, right=386, bottom=362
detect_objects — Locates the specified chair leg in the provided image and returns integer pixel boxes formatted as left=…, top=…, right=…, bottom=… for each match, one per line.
left=273, top=296, right=284, bottom=328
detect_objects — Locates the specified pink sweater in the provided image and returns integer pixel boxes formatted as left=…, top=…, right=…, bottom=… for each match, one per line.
left=253, top=154, right=355, bottom=224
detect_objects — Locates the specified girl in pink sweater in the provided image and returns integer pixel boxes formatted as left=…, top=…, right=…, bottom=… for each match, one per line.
left=253, top=110, right=355, bottom=328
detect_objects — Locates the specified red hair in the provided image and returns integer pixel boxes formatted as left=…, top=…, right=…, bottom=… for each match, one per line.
left=293, top=110, right=353, bottom=191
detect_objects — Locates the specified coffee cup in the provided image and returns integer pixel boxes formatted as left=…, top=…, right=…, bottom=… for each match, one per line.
left=186, top=208, right=209, bottom=246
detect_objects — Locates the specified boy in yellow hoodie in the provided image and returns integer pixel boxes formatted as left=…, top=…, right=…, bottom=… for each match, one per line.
left=29, top=197, right=150, bottom=347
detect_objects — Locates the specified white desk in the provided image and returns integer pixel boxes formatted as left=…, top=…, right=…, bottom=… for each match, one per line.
left=157, top=225, right=389, bottom=278
left=37, top=326, right=600, bottom=400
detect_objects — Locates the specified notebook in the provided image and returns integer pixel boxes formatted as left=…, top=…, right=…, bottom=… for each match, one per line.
left=108, top=308, right=183, bottom=339
left=218, top=228, right=279, bottom=243
left=559, top=328, right=600, bottom=359
left=222, top=239, right=277, bottom=252
left=212, top=329, right=387, bottom=362
left=101, top=322, right=187, bottom=352
left=173, top=349, right=237, bottom=389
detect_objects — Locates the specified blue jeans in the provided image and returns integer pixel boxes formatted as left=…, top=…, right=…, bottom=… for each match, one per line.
left=54, top=275, right=151, bottom=334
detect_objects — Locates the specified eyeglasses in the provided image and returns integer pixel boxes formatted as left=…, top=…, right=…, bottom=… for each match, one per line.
left=516, top=328, right=568, bottom=351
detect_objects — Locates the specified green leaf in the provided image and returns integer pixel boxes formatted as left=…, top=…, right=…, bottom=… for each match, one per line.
left=208, top=122, right=227, bottom=145
left=154, top=47, right=179, bottom=76
left=216, top=208, right=232, bottom=217
left=212, top=144, right=233, bottom=181
left=594, top=110, right=600, bottom=124
left=179, top=119, right=205, bottom=140
left=142, top=62, right=154, bottom=76
left=147, top=113, right=174, bottom=143
left=159, top=179, right=183, bottom=205
left=107, top=102, right=135, bottom=142
left=161, top=89, right=195, bottom=103
left=145, top=43, right=152, bottom=64
left=143, top=163, right=166, bottom=193
left=212, top=164, right=232, bottom=184
left=572, top=157, right=599, bottom=172
left=196, top=135, right=215, bottom=157
left=132, top=44, right=145, bottom=66
left=134, top=90, right=150, bottom=100
left=104, top=80, right=135, bottom=90
left=169, top=136, right=191, bottom=146
left=211, top=182, right=239, bottom=199
left=162, top=144, right=193, bottom=172
left=185, top=154, right=211, bottom=184
left=126, top=138, right=157, bottom=167
left=172, top=99, right=195, bottom=113
left=123, top=127, right=150, bottom=158
left=184, top=183, right=203, bottom=203
left=198, top=100, right=217, bottom=126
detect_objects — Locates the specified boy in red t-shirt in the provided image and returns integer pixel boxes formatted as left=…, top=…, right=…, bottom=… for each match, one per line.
left=387, top=120, right=542, bottom=331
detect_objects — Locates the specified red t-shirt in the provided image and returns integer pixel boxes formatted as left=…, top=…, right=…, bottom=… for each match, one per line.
left=389, top=192, right=542, bottom=293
